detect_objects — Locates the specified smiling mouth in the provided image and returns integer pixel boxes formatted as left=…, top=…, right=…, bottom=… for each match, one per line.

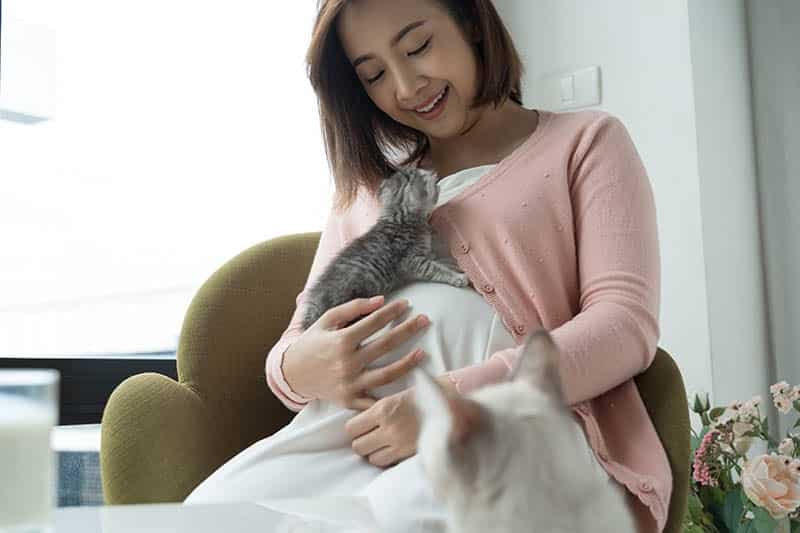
left=414, top=86, right=449, bottom=119
left=415, top=87, right=446, bottom=113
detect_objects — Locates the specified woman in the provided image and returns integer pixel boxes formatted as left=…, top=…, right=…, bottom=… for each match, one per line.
left=185, top=1, right=671, bottom=532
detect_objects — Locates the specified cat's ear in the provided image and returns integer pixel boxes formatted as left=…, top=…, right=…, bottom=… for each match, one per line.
left=413, top=368, right=486, bottom=493
left=413, top=367, right=453, bottom=444
left=413, top=369, right=486, bottom=447
left=511, top=329, right=566, bottom=404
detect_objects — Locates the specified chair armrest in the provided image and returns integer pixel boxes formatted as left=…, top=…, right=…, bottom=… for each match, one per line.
left=100, top=372, right=223, bottom=504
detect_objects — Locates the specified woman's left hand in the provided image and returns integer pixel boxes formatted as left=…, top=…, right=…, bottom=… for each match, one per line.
left=345, top=377, right=458, bottom=468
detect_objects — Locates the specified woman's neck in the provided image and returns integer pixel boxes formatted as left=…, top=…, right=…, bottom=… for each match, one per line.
left=423, top=101, right=539, bottom=178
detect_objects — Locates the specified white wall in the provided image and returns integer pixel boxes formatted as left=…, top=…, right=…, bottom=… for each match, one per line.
left=493, top=0, right=776, bottom=430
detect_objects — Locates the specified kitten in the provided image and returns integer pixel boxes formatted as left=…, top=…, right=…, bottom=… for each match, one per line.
left=301, top=168, right=469, bottom=330
left=413, top=330, right=637, bottom=533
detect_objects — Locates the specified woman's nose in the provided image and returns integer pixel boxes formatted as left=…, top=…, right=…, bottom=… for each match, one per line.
left=394, top=65, right=427, bottom=106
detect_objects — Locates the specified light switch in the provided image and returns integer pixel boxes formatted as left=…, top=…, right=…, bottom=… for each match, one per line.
left=539, top=66, right=601, bottom=111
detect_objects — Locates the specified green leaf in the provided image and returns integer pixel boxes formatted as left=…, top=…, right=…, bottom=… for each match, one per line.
left=701, top=485, right=728, bottom=507
left=688, top=489, right=704, bottom=516
left=793, top=399, right=800, bottom=412
left=691, top=434, right=703, bottom=455
left=738, top=521, right=756, bottom=533
left=791, top=517, right=800, bottom=533
left=762, top=416, right=770, bottom=435
left=723, top=490, right=745, bottom=533
left=684, top=525, right=706, bottom=533
left=751, top=508, right=777, bottom=533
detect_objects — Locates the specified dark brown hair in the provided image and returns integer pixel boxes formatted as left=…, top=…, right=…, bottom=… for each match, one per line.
left=307, top=0, right=524, bottom=212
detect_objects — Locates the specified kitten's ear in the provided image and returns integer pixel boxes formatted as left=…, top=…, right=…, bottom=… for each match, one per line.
left=511, top=329, right=566, bottom=404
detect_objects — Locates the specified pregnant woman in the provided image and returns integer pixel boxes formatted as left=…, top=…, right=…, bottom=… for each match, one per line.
left=184, top=1, right=672, bottom=532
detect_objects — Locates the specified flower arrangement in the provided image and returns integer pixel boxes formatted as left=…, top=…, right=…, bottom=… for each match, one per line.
left=683, top=382, right=800, bottom=532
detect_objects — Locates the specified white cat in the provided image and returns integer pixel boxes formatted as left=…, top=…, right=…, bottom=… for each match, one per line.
left=412, top=329, right=638, bottom=533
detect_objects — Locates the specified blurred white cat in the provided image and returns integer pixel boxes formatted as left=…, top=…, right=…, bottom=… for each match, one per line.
left=413, top=330, right=637, bottom=533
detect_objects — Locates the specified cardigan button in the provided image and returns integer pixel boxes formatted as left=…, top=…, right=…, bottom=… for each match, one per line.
left=460, top=243, right=470, bottom=253
left=641, top=480, right=654, bottom=492
left=598, top=451, right=609, bottom=462
left=482, top=284, right=495, bottom=293
left=514, top=324, right=527, bottom=335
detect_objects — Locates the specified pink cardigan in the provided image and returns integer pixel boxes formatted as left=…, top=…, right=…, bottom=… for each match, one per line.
left=265, top=109, right=672, bottom=532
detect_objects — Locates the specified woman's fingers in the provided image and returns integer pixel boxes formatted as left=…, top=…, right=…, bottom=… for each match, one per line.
left=355, top=314, right=430, bottom=367
left=367, top=448, right=398, bottom=468
left=356, top=349, right=426, bottom=391
left=351, top=432, right=386, bottom=457
left=320, top=296, right=385, bottom=330
left=347, top=394, right=378, bottom=411
left=342, top=298, right=411, bottom=342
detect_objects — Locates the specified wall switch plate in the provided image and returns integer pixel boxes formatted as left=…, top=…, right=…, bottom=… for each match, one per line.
left=539, top=66, right=601, bottom=111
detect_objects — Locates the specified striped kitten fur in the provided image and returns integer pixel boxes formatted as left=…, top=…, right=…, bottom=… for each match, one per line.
left=301, top=168, right=469, bottom=330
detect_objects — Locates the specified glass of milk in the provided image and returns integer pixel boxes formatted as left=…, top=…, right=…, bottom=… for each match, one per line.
left=0, top=369, right=59, bottom=533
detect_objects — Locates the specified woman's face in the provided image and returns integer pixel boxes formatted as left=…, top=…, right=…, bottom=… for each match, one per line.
left=337, top=0, right=482, bottom=142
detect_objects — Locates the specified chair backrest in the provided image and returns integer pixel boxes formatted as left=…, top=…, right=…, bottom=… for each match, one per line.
left=177, top=232, right=322, bottom=461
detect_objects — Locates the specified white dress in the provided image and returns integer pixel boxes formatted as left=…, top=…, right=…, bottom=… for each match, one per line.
left=183, top=166, right=609, bottom=532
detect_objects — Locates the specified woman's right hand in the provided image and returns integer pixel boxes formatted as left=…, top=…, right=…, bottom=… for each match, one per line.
left=281, top=296, right=431, bottom=411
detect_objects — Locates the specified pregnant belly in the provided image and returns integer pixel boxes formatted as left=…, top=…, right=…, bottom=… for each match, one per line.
left=359, top=281, right=498, bottom=399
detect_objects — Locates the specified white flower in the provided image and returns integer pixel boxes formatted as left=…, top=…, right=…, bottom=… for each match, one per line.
left=771, top=381, right=791, bottom=396
left=745, top=510, right=755, bottom=520
left=740, top=397, right=761, bottom=419
left=775, top=397, right=792, bottom=415
left=779, top=438, right=795, bottom=456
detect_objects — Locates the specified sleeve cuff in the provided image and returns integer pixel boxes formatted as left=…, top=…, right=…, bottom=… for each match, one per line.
left=266, top=341, right=312, bottom=410
left=443, top=349, right=517, bottom=395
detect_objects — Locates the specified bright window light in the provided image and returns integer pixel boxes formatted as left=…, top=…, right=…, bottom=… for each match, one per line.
left=0, top=1, right=334, bottom=357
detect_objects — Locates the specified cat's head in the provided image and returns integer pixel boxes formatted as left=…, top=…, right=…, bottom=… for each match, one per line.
left=412, top=330, right=593, bottom=530
left=378, top=168, right=439, bottom=218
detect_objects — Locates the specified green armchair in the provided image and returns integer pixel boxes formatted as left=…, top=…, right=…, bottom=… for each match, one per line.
left=100, top=232, right=690, bottom=531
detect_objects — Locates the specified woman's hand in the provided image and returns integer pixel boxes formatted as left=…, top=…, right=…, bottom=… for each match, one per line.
left=281, top=295, right=431, bottom=410
left=345, top=376, right=458, bottom=467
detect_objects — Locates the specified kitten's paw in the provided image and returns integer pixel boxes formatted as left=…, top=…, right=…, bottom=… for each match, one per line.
left=454, top=273, right=470, bottom=287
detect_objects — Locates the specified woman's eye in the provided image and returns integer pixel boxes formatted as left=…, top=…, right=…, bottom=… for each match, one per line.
left=363, top=37, right=431, bottom=85
left=366, top=71, right=384, bottom=85
left=408, top=38, right=431, bottom=57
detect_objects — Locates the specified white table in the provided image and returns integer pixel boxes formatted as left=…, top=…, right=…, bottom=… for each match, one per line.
left=53, top=501, right=381, bottom=532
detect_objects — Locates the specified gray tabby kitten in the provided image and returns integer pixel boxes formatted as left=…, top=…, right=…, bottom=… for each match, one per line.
left=301, top=168, right=470, bottom=331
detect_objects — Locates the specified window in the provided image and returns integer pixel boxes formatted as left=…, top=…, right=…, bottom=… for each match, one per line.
left=1, top=0, right=334, bottom=359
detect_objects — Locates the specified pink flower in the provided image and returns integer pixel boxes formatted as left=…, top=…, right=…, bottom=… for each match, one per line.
left=771, top=382, right=791, bottom=396
left=770, top=381, right=798, bottom=414
left=775, top=397, right=792, bottom=415
left=693, top=430, right=721, bottom=487
left=741, top=454, right=800, bottom=519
